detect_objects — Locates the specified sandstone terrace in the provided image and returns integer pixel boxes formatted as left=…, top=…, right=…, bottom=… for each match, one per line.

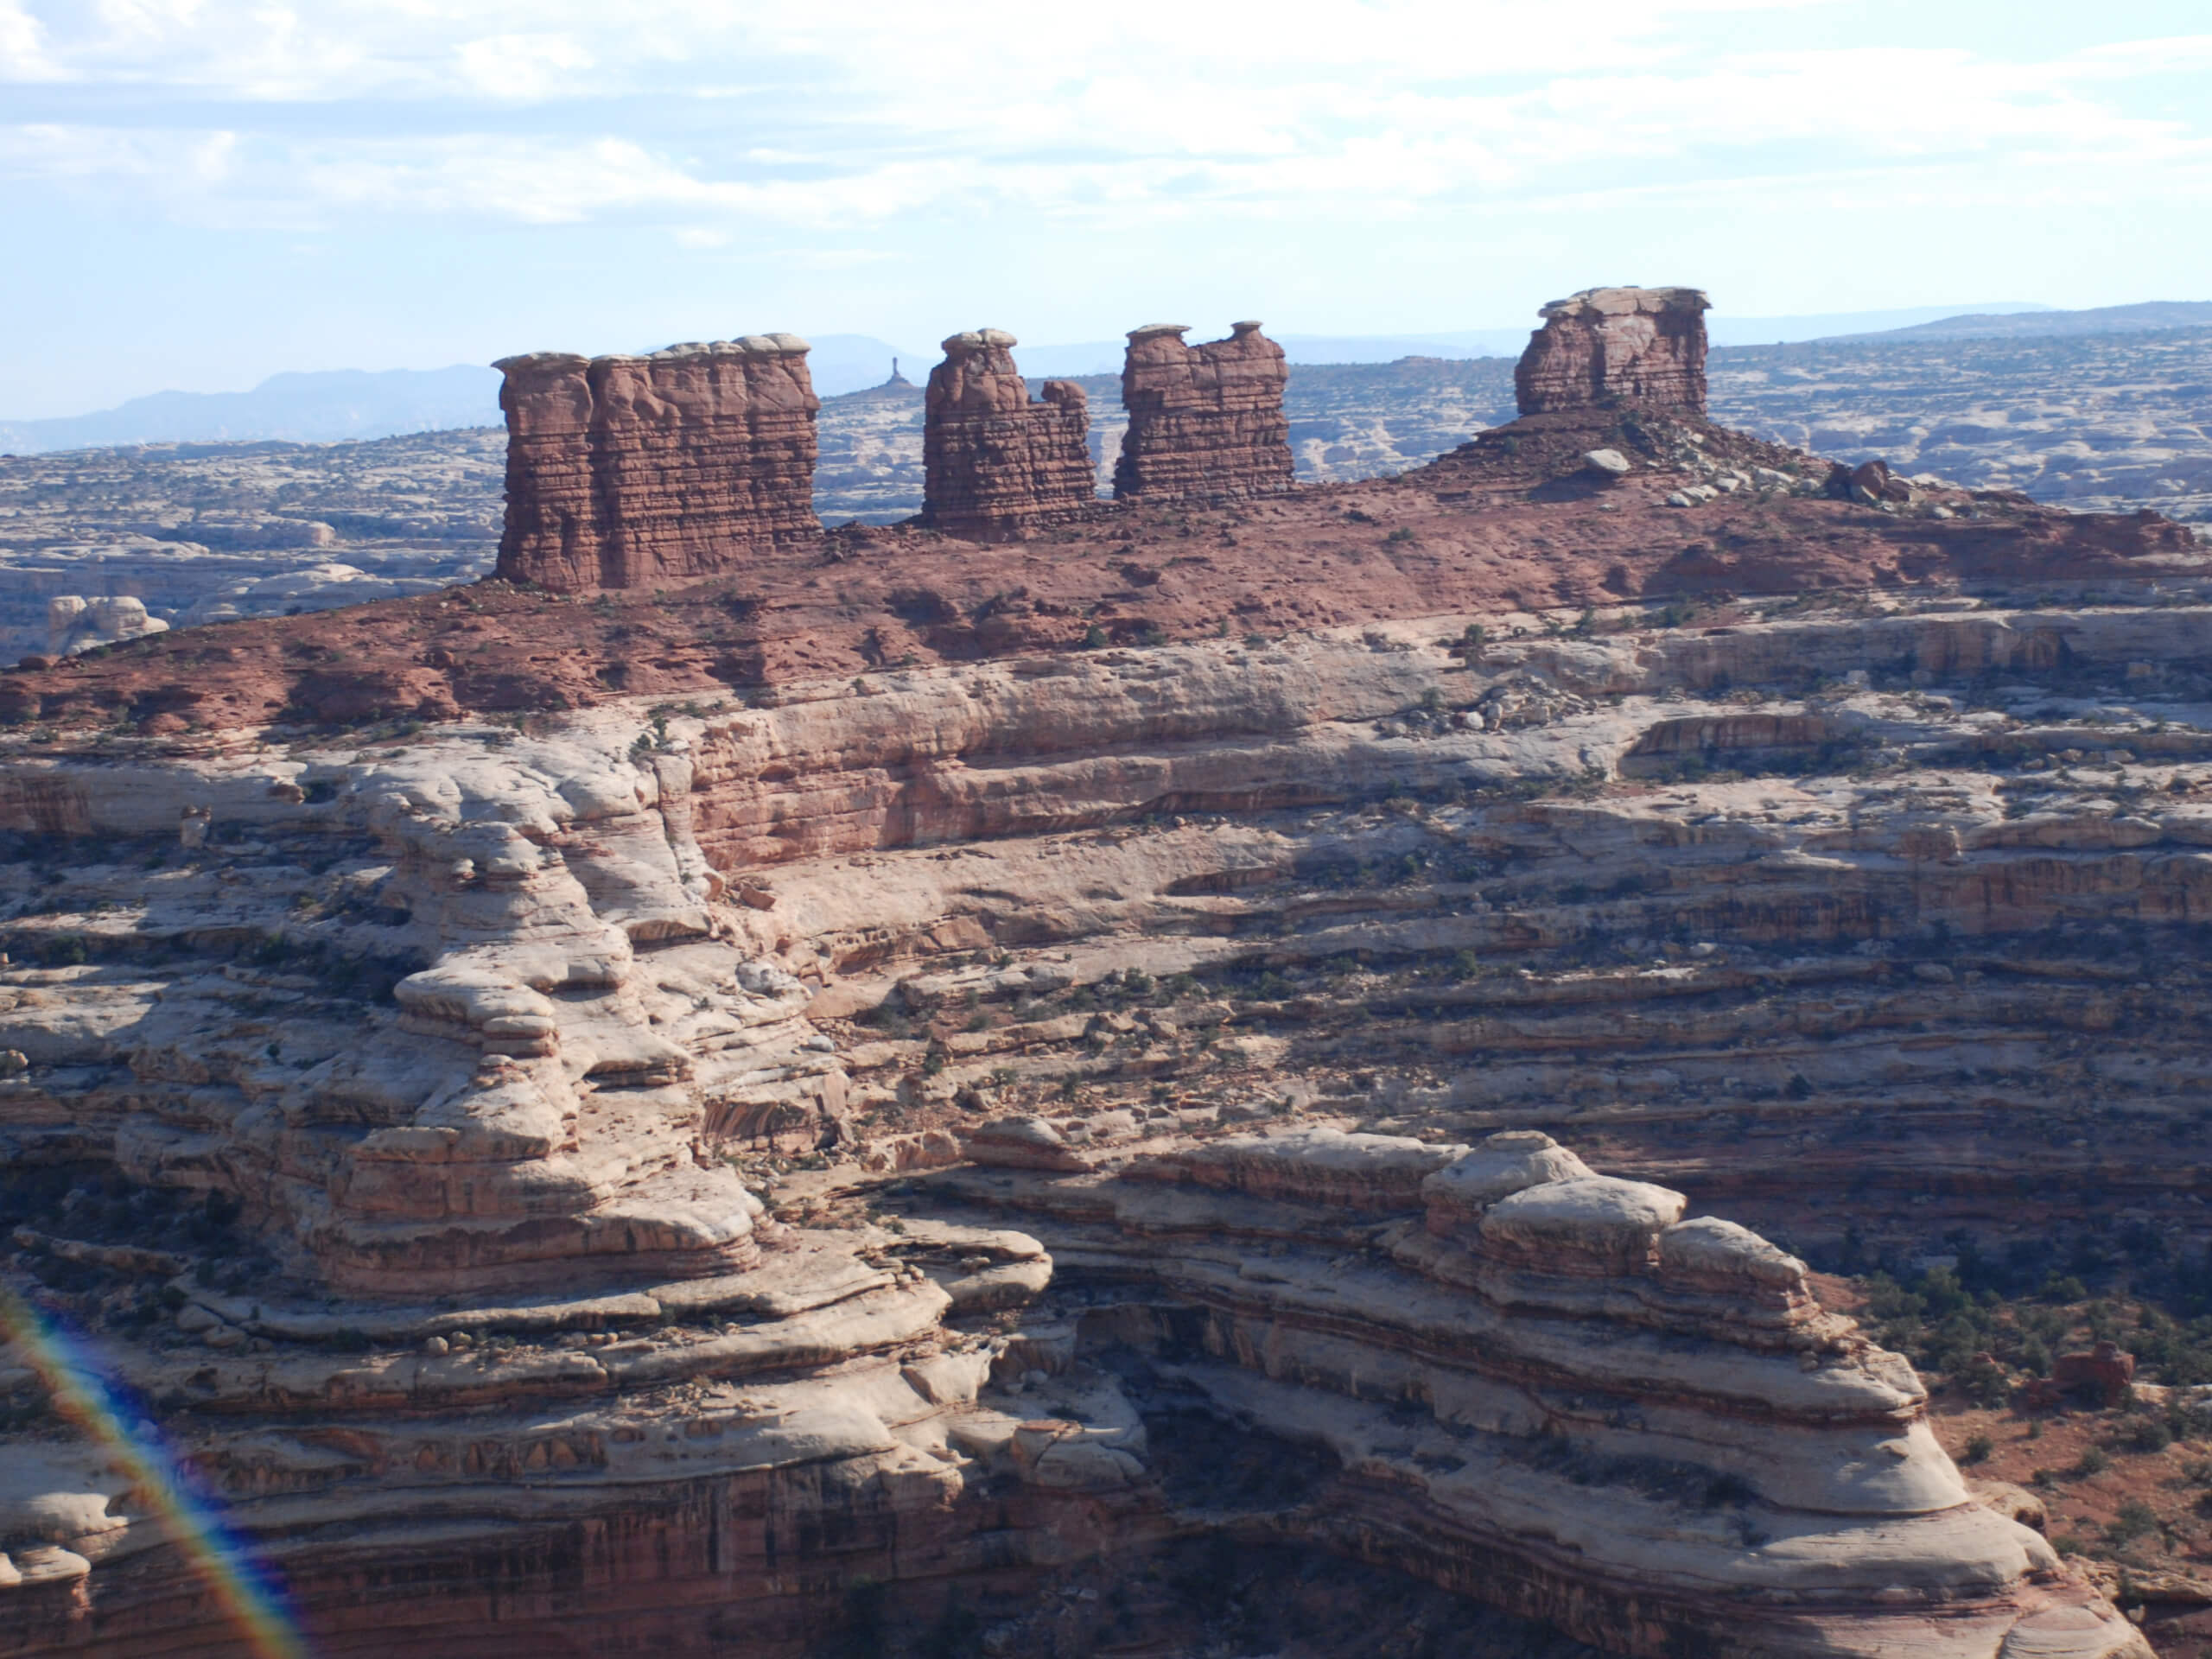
left=0, top=404, right=2196, bottom=737
left=3, top=313, right=2206, bottom=666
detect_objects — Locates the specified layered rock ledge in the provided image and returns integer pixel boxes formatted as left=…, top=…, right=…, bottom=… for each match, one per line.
left=0, top=633, right=2179, bottom=1655
left=2, top=311, right=2208, bottom=1653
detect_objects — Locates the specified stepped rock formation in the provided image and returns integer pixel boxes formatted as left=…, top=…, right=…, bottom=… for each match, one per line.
left=0, top=614, right=2190, bottom=1656
left=1112, top=321, right=1294, bottom=501
left=5, top=286, right=2212, bottom=1655
left=1515, top=286, right=1711, bottom=416
left=920, top=329, right=1095, bottom=541
left=494, top=335, right=820, bottom=593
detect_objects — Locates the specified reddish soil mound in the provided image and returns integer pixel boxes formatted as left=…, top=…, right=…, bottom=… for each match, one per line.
left=3, top=410, right=2197, bottom=736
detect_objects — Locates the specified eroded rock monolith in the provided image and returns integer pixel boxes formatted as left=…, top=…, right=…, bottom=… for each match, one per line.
left=495, top=335, right=821, bottom=593
left=1113, top=321, right=1294, bottom=502
left=921, top=330, right=1094, bottom=542
left=1514, top=286, right=1711, bottom=416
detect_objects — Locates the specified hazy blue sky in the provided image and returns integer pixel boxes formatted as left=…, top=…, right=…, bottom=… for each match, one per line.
left=3, top=0, right=2208, bottom=417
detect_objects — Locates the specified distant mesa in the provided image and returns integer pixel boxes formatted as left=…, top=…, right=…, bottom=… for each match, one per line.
left=1513, top=285, right=1711, bottom=416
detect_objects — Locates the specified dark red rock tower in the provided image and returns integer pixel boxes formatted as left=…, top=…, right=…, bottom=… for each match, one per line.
left=921, top=329, right=1095, bottom=542
left=1513, top=287, right=1711, bottom=416
left=1112, top=321, right=1294, bottom=502
left=495, top=334, right=821, bottom=594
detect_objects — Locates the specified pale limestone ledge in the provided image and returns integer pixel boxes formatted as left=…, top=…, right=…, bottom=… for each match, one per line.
left=0, top=709, right=837, bottom=1297
left=919, top=1122, right=2149, bottom=1659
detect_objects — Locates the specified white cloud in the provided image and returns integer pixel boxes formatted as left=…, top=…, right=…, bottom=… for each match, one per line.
left=0, top=0, right=57, bottom=77
left=1, top=0, right=2206, bottom=248
left=454, top=32, right=594, bottom=100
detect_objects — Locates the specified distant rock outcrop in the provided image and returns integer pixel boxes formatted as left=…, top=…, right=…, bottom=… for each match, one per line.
left=921, top=330, right=1095, bottom=542
left=45, top=594, right=166, bottom=658
left=1515, top=286, right=1711, bottom=416
left=178, top=562, right=454, bottom=626
left=1112, top=321, right=1294, bottom=502
left=493, top=336, right=821, bottom=593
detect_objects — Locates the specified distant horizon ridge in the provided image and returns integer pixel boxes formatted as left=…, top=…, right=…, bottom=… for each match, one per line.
left=6, top=299, right=2207, bottom=456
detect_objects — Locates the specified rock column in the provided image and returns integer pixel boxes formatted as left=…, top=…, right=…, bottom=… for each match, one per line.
left=921, top=329, right=1094, bottom=542
left=495, top=334, right=821, bottom=593
left=1113, top=321, right=1294, bottom=501
left=1513, top=286, right=1711, bottom=416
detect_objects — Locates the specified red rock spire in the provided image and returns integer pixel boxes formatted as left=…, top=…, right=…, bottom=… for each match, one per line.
left=920, top=329, right=1095, bottom=542
left=1113, top=320, right=1294, bottom=502
left=494, top=334, right=821, bottom=594
left=1512, top=286, right=1711, bottom=416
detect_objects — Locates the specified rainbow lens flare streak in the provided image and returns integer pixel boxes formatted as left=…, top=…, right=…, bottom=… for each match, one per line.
left=0, top=1284, right=310, bottom=1658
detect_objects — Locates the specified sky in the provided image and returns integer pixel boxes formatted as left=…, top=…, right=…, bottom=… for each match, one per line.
left=3, top=0, right=2209, bottom=419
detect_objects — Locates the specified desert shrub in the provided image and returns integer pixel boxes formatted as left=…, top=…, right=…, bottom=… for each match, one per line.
left=2107, top=1499, right=2159, bottom=1544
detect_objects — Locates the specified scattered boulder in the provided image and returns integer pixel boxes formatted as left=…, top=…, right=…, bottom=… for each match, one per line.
left=2052, top=1341, right=2136, bottom=1406
left=964, top=1115, right=1091, bottom=1173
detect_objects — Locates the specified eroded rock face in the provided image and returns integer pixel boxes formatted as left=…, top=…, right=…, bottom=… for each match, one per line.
left=921, top=330, right=1094, bottom=542
left=1113, top=321, right=1294, bottom=502
left=1515, top=286, right=1711, bottom=416
left=3, top=367, right=2202, bottom=1654
left=925, top=1127, right=2146, bottom=1658
left=0, top=664, right=2167, bottom=1657
left=42, top=596, right=164, bottom=659
left=494, top=336, right=821, bottom=593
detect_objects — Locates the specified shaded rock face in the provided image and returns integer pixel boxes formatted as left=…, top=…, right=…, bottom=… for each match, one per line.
left=1112, top=321, right=1294, bottom=502
left=1515, top=287, right=1711, bottom=416
left=923, top=1127, right=2145, bottom=1659
left=920, top=330, right=1094, bottom=542
left=494, top=336, right=821, bottom=593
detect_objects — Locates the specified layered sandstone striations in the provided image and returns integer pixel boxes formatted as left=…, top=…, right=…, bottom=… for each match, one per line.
left=1112, top=321, right=1295, bottom=502
left=1515, top=286, right=1712, bottom=416
left=3, top=319, right=2210, bottom=1654
left=495, top=336, right=821, bottom=593
left=920, top=330, right=1095, bottom=541
left=1, top=604, right=2196, bottom=1654
left=923, top=1127, right=2145, bottom=1658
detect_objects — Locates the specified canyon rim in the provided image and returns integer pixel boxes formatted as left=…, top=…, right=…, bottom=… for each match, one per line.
left=2, top=285, right=2209, bottom=1658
